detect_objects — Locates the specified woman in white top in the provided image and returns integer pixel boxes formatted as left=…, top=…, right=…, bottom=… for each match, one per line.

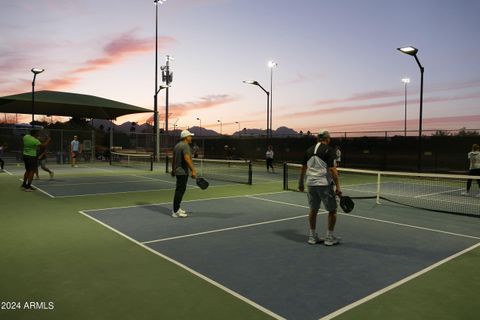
left=266, top=145, right=274, bottom=172
left=462, top=144, right=480, bottom=196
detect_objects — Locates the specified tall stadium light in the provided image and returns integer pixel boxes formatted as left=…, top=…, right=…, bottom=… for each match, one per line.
left=217, top=119, right=222, bottom=135
left=398, top=46, right=424, bottom=171
left=243, top=80, right=270, bottom=140
left=162, top=55, right=174, bottom=148
left=153, top=0, right=168, bottom=161
left=31, top=68, right=45, bottom=127
left=196, top=117, right=202, bottom=135
left=401, top=78, right=410, bottom=137
left=268, top=61, right=277, bottom=139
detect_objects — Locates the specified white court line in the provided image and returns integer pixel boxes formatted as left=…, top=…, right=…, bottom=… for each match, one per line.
left=319, top=241, right=480, bottom=320
left=82, top=191, right=289, bottom=212
left=414, top=188, right=464, bottom=198
left=130, top=174, right=176, bottom=185
left=340, top=212, right=480, bottom=240
left=2, top=169, right=13, bottom=176
left=78, top=210, right=286, bottom=320
left=141, top=196, right=327, bottom=244
left=16, top=178, right=56, bottom=199
left=142, top=214, right=312, bottom=245
left=83, top=165, right=114, bottom=173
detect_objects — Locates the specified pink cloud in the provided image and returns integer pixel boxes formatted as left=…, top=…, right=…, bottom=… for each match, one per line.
left=143, top=94, right=238, bottom=123
left=279, top=73, right=325, bottom=86
left=325, top=115, right=480, bottom=133
left=283, top=93, right=480, bottom=120
left=313, top=78, right=480, bottom=106
left=74, top=31, right=175, bottom=73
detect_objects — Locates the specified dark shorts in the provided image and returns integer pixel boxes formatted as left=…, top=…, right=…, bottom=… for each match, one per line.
left=307, top=184, right=337, bottom=212
left=72, top=151, right=79, bottom=159
left=23, top=155, right=38, bottom=171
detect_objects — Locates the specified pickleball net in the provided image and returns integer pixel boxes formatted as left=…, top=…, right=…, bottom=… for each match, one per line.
left=283, top=163, right=480, bottom=216
left=110, top=151, right=154, bottom=171
left=167, top=157, right=252, bottom=185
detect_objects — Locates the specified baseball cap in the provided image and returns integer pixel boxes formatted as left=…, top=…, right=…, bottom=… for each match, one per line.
left=318, top=130, right=330, bottom=139
left=180, top=130, right=194, bottom=139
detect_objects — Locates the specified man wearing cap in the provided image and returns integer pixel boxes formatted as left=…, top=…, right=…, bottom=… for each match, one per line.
left=298, top=130, right=342, bottom=246
left=171, top=130, right=197, bottom=218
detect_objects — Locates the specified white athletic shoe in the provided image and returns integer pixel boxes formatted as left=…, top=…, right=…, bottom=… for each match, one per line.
left=172, top=209, right=188, bottom=218
left=324, top=234, right=341, bottom=246
left=308, top=233, right=322, bottom=245
left=461, top=191, right=471, bottom=196
left=49, top=172, right=54, bottom=180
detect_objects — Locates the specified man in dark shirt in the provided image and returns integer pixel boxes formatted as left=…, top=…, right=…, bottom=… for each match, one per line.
left=171, top=130, right=197, bottom=218
left=299, top=130, right=342, bottom=246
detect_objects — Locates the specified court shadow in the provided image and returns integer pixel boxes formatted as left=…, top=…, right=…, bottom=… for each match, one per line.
left=274, top=229, right=306, bottom=243
left=140, top=203, right=172, bottom=217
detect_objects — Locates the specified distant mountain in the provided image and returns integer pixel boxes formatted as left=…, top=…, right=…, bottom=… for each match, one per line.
left=90, top=120, right=299, bottom=136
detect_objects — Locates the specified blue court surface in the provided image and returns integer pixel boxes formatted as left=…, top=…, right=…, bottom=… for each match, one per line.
left=81, top=191, right=480, bottom=320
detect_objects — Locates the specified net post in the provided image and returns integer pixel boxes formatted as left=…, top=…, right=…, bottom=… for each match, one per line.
left=376, top=172, right=381, bottom=204
left=109, top=152, right=112, bottom=166
left=283, top=162, right=287, bottom=190
left=165, top=155, right=169, bottom=174
left=150, top=154, right=154, bottom=171
left=248, top=160, right=253, bottom=185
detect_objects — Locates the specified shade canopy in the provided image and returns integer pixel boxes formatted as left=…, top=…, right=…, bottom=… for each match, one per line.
left=0, top=90, right=151, bottom=120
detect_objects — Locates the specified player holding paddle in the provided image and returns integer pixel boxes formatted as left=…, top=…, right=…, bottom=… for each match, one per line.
left=299, top=130, right=342, bottom=246
left=171, top=130, right=197, bottom=218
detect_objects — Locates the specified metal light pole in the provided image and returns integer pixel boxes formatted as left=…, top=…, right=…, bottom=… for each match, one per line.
left=217, top=120, right=222, bottom=135
left=31, top=68, right=44, bottom=127
left=268, top=61, right=277, bottom=139
left=153, top=0, right=167, bottom=160
left=243, top=80, right=270, bottom=140
left=401, top=78, right=410, bottom=136
left=398, top=46, right=424, bottom=171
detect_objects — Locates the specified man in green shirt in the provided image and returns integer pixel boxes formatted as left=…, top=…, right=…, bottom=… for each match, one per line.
left=22, top=130, right=51, bottom=191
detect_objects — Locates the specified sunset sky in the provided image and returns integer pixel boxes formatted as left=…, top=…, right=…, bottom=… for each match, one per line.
left=1, top=0, right=479, bottom=134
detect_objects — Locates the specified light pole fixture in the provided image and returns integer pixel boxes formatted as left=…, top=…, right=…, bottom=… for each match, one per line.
left=243, top=80, right=270, bottom=139
left=196, top=117, right=202, bottom=135
left=268, top=61, right=277, bottom=139
left=31, top=68, right=45, bottom=127
left=235, top=121, right=240, bottom=136
left=398, top=45, right=424, bottom=171
left=162, top=55, right=174, bottom=141
left=217, top=120, right=222, bottom=135
left=401, top=78, right=410, bottom=136
left=153, top=0, right=167, bottom=160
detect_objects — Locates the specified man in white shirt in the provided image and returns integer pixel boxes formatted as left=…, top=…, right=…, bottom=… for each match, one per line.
left=462, top=144, right=480, bottom=196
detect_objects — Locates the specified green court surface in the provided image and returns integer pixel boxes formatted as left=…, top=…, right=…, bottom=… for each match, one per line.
left=1, top=162, right=479, bottom=320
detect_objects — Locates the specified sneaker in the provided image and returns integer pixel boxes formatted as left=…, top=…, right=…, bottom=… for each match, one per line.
left=324, top=235, right=341, bottom=246
left=461, top=191, right=471, bottom=196
left=74, top=165, right=79, bottom=168
left=177, top=208, right=186, bottom=214
left=172, top=210, right=188, bottom=218
left=24, top=186, right=36, bottom=192
left=308, top=234, right=323, bottom=245
left=49, top=172, right=54, bottom=180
